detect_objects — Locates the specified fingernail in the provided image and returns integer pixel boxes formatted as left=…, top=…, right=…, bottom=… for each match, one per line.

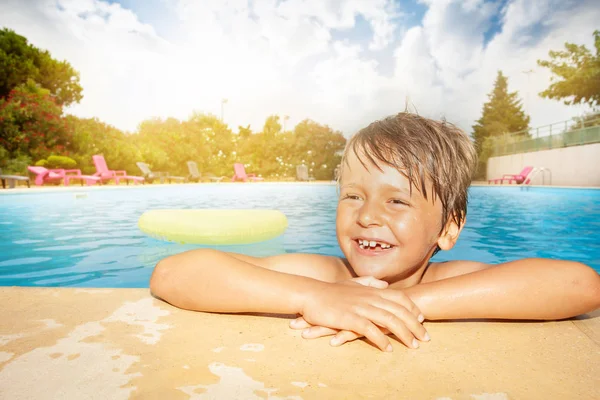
left=412, top=339, right=419, bottom=349
left=330, top=337, right=340, bottom=346
left=424, top=332, right=431, bottom=341
left=386, top=344, right=393, bottom=352
left=418, top=314, right=425, bottom=323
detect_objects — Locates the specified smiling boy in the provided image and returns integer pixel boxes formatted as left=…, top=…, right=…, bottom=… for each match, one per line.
left=150, top=112, right=600, bottom=352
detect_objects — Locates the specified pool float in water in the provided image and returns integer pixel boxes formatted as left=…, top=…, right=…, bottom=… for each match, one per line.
left=138, top=209, right=288, bottom=245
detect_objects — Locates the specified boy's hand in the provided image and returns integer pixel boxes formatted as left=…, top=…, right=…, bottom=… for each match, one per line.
left=297, top=277, right=428, bottom=351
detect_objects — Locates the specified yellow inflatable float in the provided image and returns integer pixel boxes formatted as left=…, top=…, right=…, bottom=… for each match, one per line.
left=138, top=209, right=288, bottom=245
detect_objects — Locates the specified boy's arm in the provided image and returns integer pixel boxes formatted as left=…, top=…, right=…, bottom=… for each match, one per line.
left=150, top=249, right=347, bottom=313
left=403, top=258, right=600, bottom=320
left=150, top=249, right=428, bottom=351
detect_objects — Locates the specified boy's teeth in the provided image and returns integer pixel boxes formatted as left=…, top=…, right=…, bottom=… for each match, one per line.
left=358, top=239, right=392, bottom=249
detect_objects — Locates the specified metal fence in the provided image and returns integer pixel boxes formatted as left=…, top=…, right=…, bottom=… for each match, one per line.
left=489, top=114, right=600, bottom=157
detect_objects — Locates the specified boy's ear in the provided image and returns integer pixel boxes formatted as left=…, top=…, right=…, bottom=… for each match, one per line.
left=437, top=217, right=465, bottom=251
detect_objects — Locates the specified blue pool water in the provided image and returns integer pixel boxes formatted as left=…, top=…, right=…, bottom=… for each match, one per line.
left=0, top=184, right=598, bottom=287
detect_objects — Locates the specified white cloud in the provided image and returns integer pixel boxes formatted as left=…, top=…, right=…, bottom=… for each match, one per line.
left=0, top=0, right=597, bottom=137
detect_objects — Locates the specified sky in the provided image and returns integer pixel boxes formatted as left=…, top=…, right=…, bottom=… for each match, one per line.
left=0, top=0, right=598, bottom=136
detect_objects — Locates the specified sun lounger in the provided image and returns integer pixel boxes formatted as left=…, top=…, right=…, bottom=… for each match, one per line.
left=0, top=168, right=30, bottom=188
left=187, top=161, right=225, bottom=182
left=296, top=164, right=315, bottom=181
left=488, top=166, right=534, bottom=185
left=232, top=163, right=264, bottom=182
left=136, top=162, right=186, bottom=184
left=28, top=166, right=99, bottom=186
left=92, top=155, right=144, bottom=185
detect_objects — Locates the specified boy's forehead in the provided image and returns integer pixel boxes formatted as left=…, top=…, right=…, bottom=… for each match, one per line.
left=343, top=149, right=436, bottom=202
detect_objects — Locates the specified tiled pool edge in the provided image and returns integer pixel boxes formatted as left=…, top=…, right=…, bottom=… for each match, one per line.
left=1, top=287, right=598, bottom=399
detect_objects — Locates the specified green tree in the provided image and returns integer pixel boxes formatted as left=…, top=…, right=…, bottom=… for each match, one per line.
left=292, top=119, right=346, bottom=180
left=0, top=28, right=83, bottom=105
left=135, top=117, right=185, bottom=174
left=66, top=116, right=140, bottom=174
left=262, top=115, right=282, bottom=138
left=538, top=30, right=600, bottom=107
left=0, top=82, right=71, bottom=162
left=185, top=112, right=234, bottom=176
left=472, top=71, right=530, bottom=178
left=238, top=124, right=252, bottom=139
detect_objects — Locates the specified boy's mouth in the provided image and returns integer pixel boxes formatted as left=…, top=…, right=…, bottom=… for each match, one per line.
left=355, top=238, right=395, bottom=252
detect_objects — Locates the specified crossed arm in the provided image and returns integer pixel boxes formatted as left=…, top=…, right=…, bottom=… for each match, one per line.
left=150, top=250, right=600, bottom=351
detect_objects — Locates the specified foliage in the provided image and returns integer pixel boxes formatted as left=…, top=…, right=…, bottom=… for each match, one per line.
left=3, top=154, right=31, bottom=174
left=472, top=71, right=530, bottom=178
left=0, top=28, right=83, bottom=106
left=34, top=159, right=47, bottom=167
left=65, top=115, right=141, bottom=174
left=0, top=83, right=71, bottom=162
left=0, top=29, right=347, bottom=180
left=0, top=145, right=7, bottom=165
left=262, top=115, right=282, bottom=138
left=538, top=30, right=600, bottom=108
left=45, top=155, right=77, bottom=169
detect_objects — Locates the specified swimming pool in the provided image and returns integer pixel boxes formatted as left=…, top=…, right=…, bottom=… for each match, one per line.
left=1, top=184, right=598, bottom=287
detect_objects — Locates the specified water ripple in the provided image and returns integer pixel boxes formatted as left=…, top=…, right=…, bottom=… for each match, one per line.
left=0, top=184, right=598, bottom=287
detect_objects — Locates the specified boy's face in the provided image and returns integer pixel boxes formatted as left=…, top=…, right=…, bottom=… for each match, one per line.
left=336, top=149, right=453, bottom=283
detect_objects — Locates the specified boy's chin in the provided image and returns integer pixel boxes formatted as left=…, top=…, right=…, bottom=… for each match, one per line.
left=351, top=261, right=393, bottom=280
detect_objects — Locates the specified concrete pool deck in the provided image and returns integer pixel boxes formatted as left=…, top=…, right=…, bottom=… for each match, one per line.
left=2, top=180, right=600, bottom=195
left=0, top=287, right=598, bottom=399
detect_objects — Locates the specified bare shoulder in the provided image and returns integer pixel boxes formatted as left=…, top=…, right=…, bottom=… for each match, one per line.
left=226, top=252, right=353, bottom=283
left=422, top=260, right=492, bottom=283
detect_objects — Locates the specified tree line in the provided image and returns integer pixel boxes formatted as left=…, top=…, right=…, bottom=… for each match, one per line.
left=1, top=27, right=598, bottom=180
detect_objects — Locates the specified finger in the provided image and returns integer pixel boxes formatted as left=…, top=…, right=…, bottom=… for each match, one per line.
left=374, top=299, right=429, bottom=342
left=302, top=326, right=339, bottom=339
left=289, top=317, right=312, bottom=330
left=350, top=276, right=389, bottom=289
left=343, top=316, right=392, bottom=352
left=379, top=290, right=423, bottom=320
left=331, top=325, right=393, bottom=346
left=356, top=305, right=422, bottom=349
left=330, top=330, right=361, bottom=346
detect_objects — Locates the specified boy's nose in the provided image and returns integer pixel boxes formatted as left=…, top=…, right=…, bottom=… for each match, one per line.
left=357, top=202, right=383, bottom=227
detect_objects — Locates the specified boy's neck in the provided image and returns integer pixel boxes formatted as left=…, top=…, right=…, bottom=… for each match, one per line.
left=387, top=261, right=431, bottom=288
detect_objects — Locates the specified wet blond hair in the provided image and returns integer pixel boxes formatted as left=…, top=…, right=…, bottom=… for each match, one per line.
left=339, top=112, right=477, bottom=232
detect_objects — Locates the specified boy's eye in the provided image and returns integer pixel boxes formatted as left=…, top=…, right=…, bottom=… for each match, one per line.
left=342, top=194, right=361, bottom=200
left=390, top=199, right=408, bottom=206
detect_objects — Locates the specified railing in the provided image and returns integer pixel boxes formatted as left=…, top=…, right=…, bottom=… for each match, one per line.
left=525, top=167, right=552, bottom=185
left=489, top=114, right=600, bottom=157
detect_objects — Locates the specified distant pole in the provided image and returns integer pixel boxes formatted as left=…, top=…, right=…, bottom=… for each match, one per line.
left=221, top=98, right=228, bottom=121
left=283, top=115, right=290, bottom=132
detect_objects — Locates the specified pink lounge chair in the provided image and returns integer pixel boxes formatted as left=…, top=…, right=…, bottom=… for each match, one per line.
left=92, top=155, right=144, bottom=185
left=232, top=163, right=264, bottom=182
left=27, top=166, right=100, bottom=186
left=488, top=166, right=534, bottom=185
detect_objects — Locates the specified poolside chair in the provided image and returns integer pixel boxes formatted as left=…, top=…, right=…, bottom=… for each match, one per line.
left=92, top=155, right=144, bottom=185
left=136, top=162, right=186, bottom=184
left=488, top=166, right=534, bottom=185
left=27, top=166, right=100, bottom=186
left=296, top=164, right=315, bottom=182
left=186, top=161, right=225, bottom=183
left=232, top=163, right=264, bottom=182
left=0, top=168, right=30, bottom=189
